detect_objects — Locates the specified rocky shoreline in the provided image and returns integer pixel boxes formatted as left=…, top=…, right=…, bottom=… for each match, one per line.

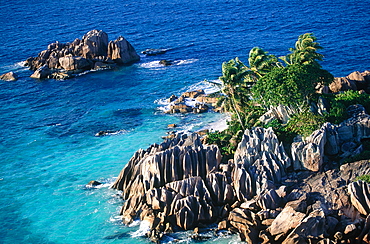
left=111, top=102, right=370, bottom=243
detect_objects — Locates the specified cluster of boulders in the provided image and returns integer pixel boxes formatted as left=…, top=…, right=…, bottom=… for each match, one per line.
left=23, top=29, right=140, bottom=79
left=291, top=104, right=370, bottom=171
left=165, top=89, right=220, bottom=114
left=112, top=106, right=370, bottom=243
left=328, top=71, right=370, bottom=94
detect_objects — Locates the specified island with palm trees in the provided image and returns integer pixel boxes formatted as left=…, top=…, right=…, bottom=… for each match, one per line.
left=111, top=33, right=370, bottom=243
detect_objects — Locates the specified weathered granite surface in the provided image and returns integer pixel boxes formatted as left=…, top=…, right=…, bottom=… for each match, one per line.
left=111, top=99, right=370, bottom=243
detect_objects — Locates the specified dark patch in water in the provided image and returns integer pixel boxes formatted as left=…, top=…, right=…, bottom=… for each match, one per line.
left=103, top=232, right=131, bottom=240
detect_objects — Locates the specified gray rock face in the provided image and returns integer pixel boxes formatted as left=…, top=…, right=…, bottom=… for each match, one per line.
left=58, top=55, right=92, bottom=71
left=81, top=29, right=108, bottom=58
left=232, top=127, right=290, bottom=200
left=348, top=180, right=370, bottom=216
left=338, top=105, right=370, bottom=144
left=268, top=206, right=306, bottom=236
left=111, top=133, right=224, bottom=231
left=329, top=77, right=357, bottom=93
left=291, top=108, right=370, bottom=171
left=259, top=104, right=297, bottom=125
left=24, top=30, right=139, bottom=79
left=291, top=125, right=327, bottom=171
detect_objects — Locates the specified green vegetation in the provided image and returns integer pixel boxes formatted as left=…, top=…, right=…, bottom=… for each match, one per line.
left=285, top=111, right=326, bottom=137
left=205, top=128, right=243, bottom=162
left=252, top=64, right=333, bottom=107
left=207, top=33, right=369, bottom=160
left=355, top=174, right=370, bottom=183
left=323, top=90, right=370, bottom=124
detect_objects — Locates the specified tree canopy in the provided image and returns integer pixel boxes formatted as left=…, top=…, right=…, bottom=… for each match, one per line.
left=252, top=63, right=333, bottom=107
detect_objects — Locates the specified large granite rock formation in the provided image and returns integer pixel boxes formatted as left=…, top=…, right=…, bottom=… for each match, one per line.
left=112, top=122, right=370, bottom=243
left=24, top=30, right=140, bottom=79
left=111, top=133, right=226, bottom=241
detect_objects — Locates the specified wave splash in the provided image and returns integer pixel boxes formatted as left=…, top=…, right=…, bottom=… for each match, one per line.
left=139, top=58, right=199, bottom=70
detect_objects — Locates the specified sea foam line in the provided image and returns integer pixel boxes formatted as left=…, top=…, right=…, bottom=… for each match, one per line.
left=139, top=58, right=199, bottom=69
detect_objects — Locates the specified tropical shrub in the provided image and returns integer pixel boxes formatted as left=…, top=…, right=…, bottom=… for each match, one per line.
left=252, top=63, right=333, bottom=108
left=324, top=90, right=370, bottom=124
left=205, top=128, right=243, bottom=161
left=285, top=111, right=326, bottom=137
left=263, top=119, right=296, bottom=145
left=355, top=174, right=370, bottom=183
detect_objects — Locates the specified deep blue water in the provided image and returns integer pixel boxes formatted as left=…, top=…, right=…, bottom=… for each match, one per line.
left=1, top=0, right=369, bottom=243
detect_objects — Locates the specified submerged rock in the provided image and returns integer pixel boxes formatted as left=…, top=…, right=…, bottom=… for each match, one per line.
left=87, top=180, right=102, bottom=187
left=142, top=48, right=167, bottom=56
left=159, top=60, right=173, bottom=66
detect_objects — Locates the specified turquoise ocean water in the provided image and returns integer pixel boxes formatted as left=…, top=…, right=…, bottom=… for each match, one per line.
left=1, top=1, right=369, bottom=243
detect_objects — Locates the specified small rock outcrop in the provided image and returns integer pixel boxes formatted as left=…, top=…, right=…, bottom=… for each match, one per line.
left=165, top=89, right=221, bottom=114
left=0, top=71, right=18, bottom=81
left=87, top=180, right=102, bottom=187
left=24, top=30, right=140, bottom=79
left=141, top=48, right=167, bottom=56
left=329, top=70, right=370, bottom=94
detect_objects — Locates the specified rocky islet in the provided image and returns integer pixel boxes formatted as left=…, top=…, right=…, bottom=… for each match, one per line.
left=23, top=29, right=140, bottom=79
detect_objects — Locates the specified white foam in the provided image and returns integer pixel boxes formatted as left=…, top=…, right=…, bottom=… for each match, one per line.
left=202, top=113, right=231, bottom=132
left=0, top=61, right=28, bottom=73
left=75, top=69, right=97, bottom=77
left=185, top=79, right=222, bottom=95
left=15, top=61, right=27, bottom=67
left=184, top=98, right=198, bottom=107
left=154, top=79, right=223, bottom=112
left=139, top=59, right=199, bottom=70
left=84, top=177, right=117, bottom=189
left=109, top=215, right=122, bottom=223
left=128, top=220, right=141, bottom=227
left=175, top=58, right=198, bottom=65
left=95, top=129, right=128, bottom=137
left=130, top=220, right=150, bottom=237
left=154, top=98, right=171, bottom=112
left=139, top=60, right=164, bottom=69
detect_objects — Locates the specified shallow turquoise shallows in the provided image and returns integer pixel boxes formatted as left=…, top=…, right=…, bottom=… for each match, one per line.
left=1, top=0, right=369, bottom=243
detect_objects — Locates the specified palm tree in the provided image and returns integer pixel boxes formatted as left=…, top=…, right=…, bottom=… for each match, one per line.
left=248, top=47, right=280, bottom=78
left=280, top=33, right=324, bottom=66
left=219, top=58, right=252, bottom=130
